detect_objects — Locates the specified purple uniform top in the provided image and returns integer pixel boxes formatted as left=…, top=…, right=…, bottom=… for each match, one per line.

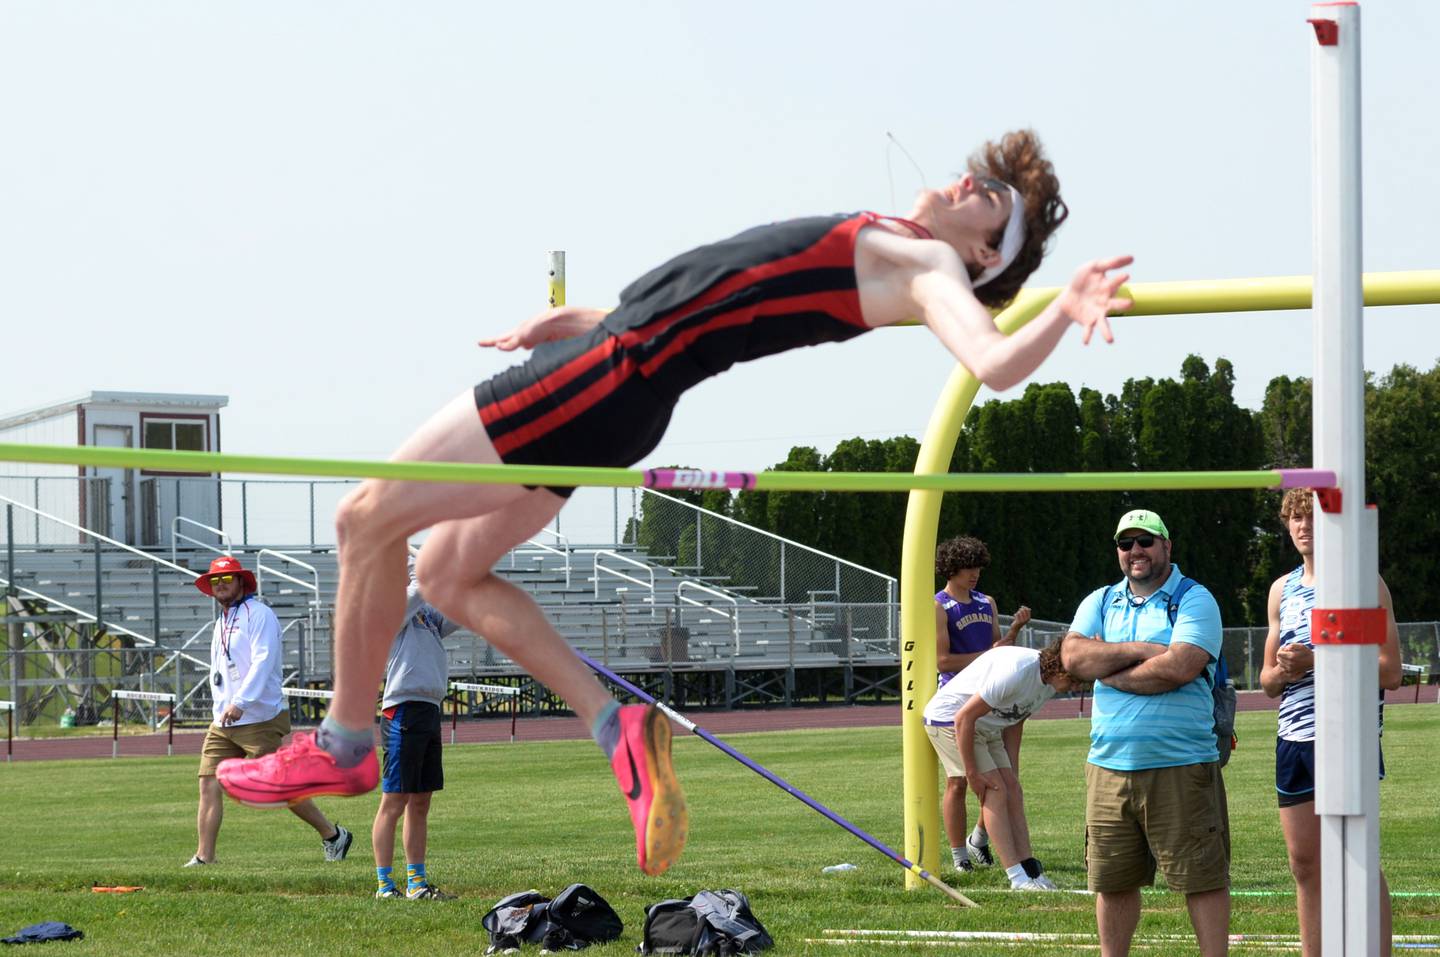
left=936, top=588, right=995, bottom=687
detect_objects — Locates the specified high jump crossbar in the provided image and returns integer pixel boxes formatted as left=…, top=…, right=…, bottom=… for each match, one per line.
left=0, top=442, right=1335, bottom=494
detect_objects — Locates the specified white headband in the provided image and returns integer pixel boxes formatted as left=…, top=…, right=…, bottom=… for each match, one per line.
left=972, top=182, right=1026, bottom=288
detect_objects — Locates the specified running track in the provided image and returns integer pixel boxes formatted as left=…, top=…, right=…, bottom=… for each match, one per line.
left=4, top=687, right=1434, bottom=763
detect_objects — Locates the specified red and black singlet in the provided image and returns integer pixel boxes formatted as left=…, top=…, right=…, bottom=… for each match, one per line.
left=473, top=212, right=928, bottom=490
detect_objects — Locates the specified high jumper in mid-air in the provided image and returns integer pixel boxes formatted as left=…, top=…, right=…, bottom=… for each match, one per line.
left=218, top=128, right=1132, bottom=877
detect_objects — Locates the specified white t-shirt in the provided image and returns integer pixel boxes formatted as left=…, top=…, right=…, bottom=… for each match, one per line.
left=922, top=645, right=1054, bottom=733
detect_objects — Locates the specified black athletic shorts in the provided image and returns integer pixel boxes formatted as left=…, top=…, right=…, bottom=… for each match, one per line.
left=473, top=325, right=674, bottom=499
left=381, top=701, right=443, bottom=794
left=1276, top=736, right=1385, bottom=808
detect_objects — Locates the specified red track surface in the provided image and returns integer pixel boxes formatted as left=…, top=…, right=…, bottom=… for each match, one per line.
left=4, top=688, right=1433, bottom=764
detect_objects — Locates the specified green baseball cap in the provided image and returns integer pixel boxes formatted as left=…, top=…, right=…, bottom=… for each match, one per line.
left=1114, top=508, right=1169, bottom=540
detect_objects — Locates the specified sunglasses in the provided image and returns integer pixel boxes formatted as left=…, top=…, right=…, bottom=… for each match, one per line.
left=209, top=574, right=237, bottom=585
left=1115, top=535, right=1158, bottom=551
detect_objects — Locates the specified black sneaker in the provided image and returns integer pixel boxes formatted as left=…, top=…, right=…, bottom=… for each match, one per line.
left=965, top=834, right=995, bottom=867
left=539, top=928, right=574, bottom=953
left=322, top=824, right=353, bottom=862
left=484, top=934, right=521, bottom=955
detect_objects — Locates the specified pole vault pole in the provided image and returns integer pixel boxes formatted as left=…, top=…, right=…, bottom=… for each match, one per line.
left=574, top=650, right=977, bottom=908
left=1309, top=5, right=1384, bottom=955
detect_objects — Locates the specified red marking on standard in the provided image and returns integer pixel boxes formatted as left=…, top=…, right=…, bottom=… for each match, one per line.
left=1307, top=18, right=1339, bottom=45
left=1311, top=607, right=1387, bottom=645
left=1316, top=487, right=1342, bottom=513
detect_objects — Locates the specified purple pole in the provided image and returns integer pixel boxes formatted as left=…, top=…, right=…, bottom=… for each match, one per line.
left=575, top=651, right=976, bottom=907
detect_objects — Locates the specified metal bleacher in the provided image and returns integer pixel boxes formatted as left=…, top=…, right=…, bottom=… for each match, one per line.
left=2, top=489, right=903, bottom=723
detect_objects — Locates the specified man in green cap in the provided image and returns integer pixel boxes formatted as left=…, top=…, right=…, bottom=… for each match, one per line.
left=1060, top=509, right=1230, bottom=957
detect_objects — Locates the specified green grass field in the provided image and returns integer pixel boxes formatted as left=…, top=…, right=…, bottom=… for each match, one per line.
left=1, top=709, right=1436, bottom=955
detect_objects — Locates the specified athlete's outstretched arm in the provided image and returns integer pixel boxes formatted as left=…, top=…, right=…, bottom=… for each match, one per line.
left=911, top=254, right=1132, bottom=391
left=478, top=305, right=608, bottom=351
left=857, top=228, right=1130, bottom=391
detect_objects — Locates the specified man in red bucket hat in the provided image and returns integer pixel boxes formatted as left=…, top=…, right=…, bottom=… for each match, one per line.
left=187, top=555, right=354, bottom=868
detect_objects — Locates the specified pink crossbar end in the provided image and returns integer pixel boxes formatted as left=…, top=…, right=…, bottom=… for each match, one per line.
left=1278, top=468, right=1337, bottom=489
left=644, top=468, right=756, bottom=491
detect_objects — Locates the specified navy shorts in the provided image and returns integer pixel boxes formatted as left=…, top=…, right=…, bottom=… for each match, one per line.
left=381, top=701, right=444, bottom=794
left=473, top=325, right=674, bottom=499
left=1276, top=737, right=1385, bottom=808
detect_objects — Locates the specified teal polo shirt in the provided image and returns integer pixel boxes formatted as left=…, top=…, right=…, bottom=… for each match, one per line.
left=1069, top=564, right=1223, bottom=771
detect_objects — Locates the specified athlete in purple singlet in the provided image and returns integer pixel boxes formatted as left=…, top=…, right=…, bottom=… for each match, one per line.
left=933, top=535, right=1031, bottom=872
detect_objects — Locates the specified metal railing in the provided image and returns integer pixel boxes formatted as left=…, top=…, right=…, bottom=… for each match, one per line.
left=3, top=496, right=201, bottom=644
left=592, top=549, right=656, bottom=614
left=0, top=475, right=112, bottom=543
left=171, top=516, right=232, bottom=565
left=676, top=580, right=741, bottom=653
left=256, top=549, right=323, bottom=666
left=628, top=489, right=897, bottom=643
left=510, top=530, right=572, bottom=588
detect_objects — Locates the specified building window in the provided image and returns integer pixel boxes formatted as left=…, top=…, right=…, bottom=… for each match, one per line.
left=143, top=420, right=207, bottom=451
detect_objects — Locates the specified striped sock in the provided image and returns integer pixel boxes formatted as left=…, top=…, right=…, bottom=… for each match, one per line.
left=406, top=862, right=427, bottom=892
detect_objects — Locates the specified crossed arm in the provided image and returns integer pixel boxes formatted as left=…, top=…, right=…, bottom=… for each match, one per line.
left=1260, top=575, right=1404, bottom=696
left=1061, top=632, right=1210, bottom=695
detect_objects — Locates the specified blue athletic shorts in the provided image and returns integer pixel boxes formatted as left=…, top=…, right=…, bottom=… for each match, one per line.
left=381, top=701, right=444, bottom=794
left=1276, top=737, right=1384, bottom=808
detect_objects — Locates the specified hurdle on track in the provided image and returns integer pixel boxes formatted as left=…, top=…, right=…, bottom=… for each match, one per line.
left=109, top=690, right=177, bottom=758
left=280, top=685, right=519, bottom=743
left=280, top=686, right=335, bottom=726
left=280, top=686, right=336, bottom=700
left=448, top=681, right=520, bottom=744
left=1, top=700, right=13, bottom=763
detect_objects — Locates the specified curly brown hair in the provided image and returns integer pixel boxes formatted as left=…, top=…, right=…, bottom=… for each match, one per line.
left=966, top=129, right=1069, bottom=309
left=1280, top=487, right=1314, bottom=521
left=1038, top=637, right=1069, bottom=683
left=935, top=535, right=991, bottom=579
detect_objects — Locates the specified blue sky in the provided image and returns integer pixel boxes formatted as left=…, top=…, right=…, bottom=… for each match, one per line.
left=3, top=1, right=1436, bottom=486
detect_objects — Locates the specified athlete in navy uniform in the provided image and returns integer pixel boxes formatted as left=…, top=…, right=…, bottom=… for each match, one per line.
left=220, top=129, right=1132, bottom=879
left=1260, top=487, right=1403, bottom=956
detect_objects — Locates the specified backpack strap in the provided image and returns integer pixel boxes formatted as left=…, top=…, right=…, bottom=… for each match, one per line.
left=1166, top=576, right=1227, bottom=688
left=1166, top=577, right=1194, bottom=627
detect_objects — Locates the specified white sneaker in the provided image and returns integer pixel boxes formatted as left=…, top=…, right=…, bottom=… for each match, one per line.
left=183, top=855, right=211, bottom=867
left=1011, top=877, right=1058, bottom=891
left=965, top=834, right=994, bottom=867
left=1032, top=874, right=1059, bottom=890
left=322, top=824, right=353, bottom=862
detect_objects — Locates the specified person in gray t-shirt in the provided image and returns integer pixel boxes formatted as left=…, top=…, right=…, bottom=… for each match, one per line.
left=371, top=560, right=458, bottom=900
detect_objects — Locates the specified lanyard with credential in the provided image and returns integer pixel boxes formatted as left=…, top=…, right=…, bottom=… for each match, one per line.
left=219, top=597, right=248, bottom=663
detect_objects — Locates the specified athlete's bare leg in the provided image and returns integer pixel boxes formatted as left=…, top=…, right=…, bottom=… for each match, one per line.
left=327, top=391, right=543, bottom=730
left=415, top=495, right=615, bottom=725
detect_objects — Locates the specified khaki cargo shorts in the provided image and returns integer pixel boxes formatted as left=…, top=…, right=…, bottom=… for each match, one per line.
left=198, top=711, right=292, bottom=777
left=925, top=723, right=1011, bottom=779
left=1084, top=761, right=1230, bottom=894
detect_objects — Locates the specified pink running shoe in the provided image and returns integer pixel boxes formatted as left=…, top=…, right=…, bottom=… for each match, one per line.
left=611, top=704, right=687, bottom=876
left=217, top=731, right=378, bottom=808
